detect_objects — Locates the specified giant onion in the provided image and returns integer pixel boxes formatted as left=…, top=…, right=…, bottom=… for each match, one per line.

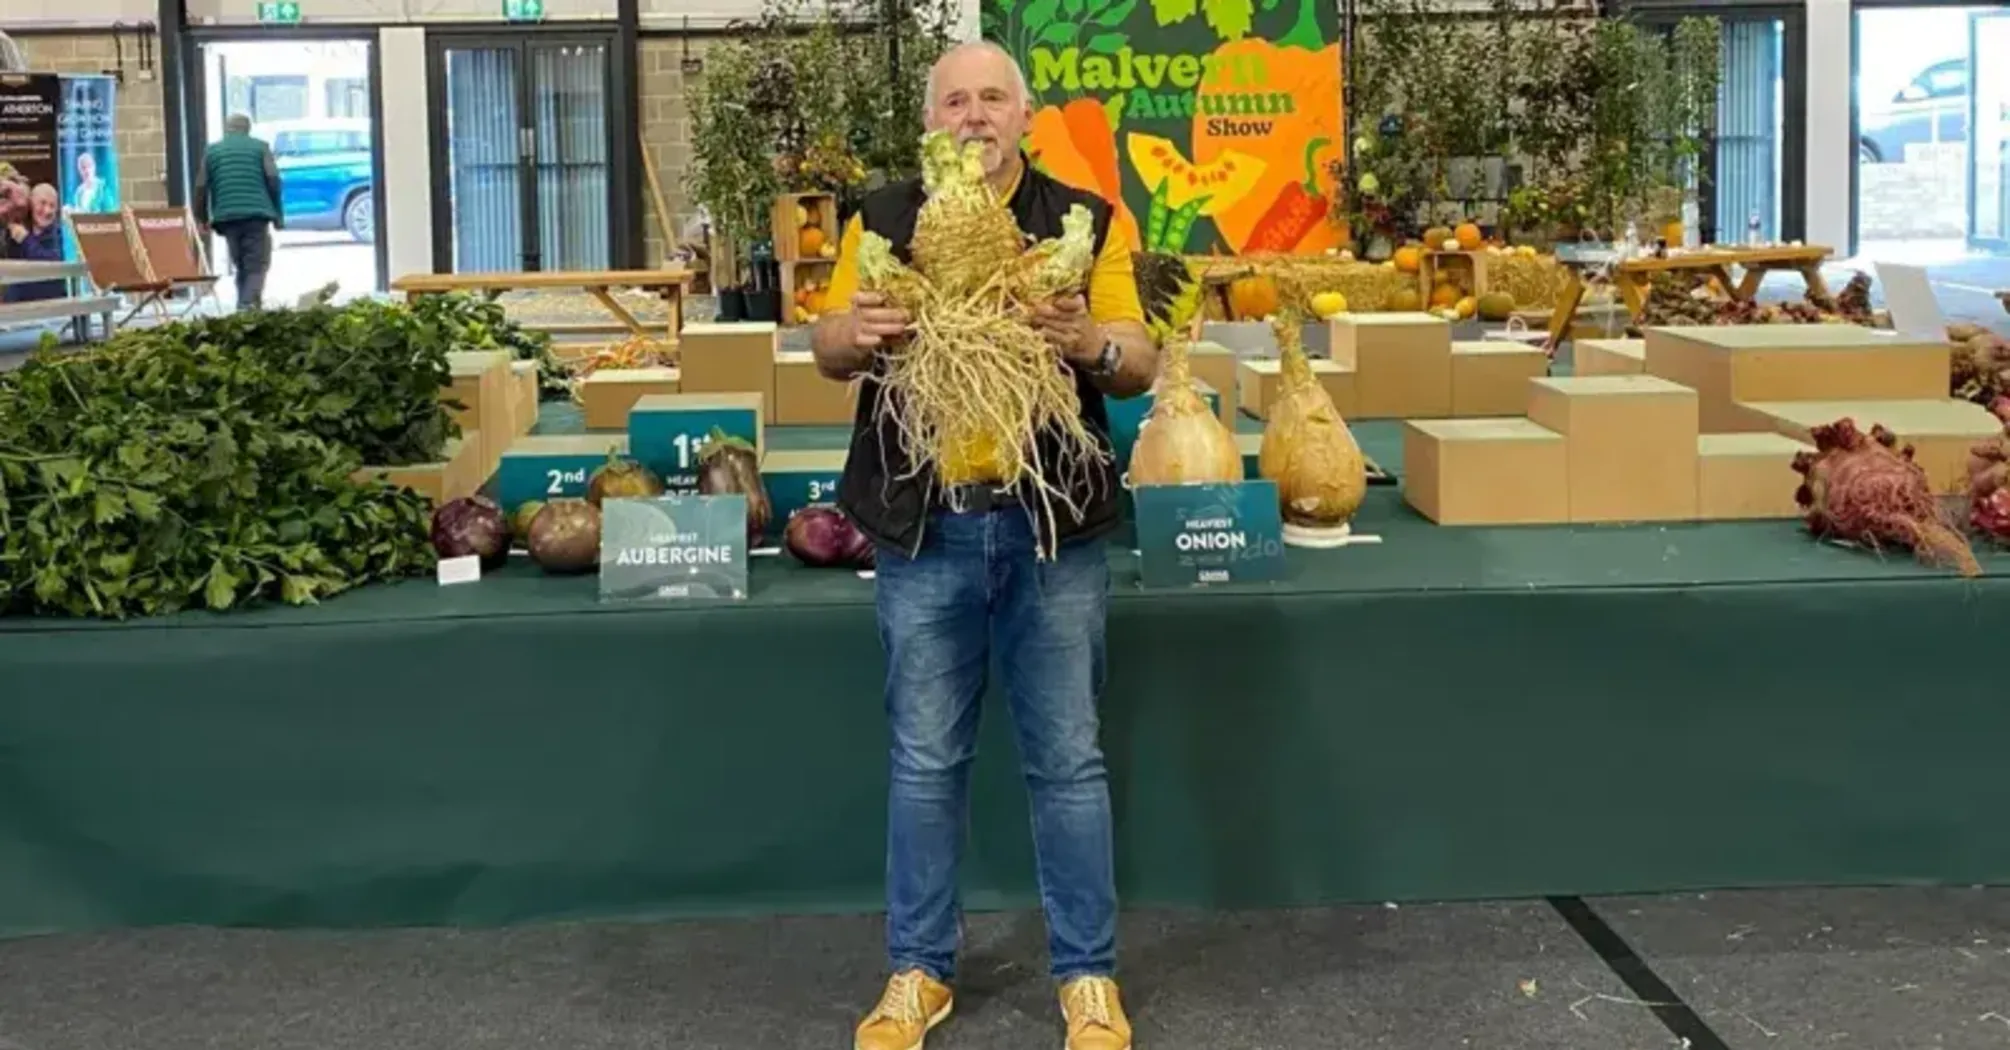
left=1128, top=330, right=1242, bottom=486
left=1258, top=314, right=1366, bottom=528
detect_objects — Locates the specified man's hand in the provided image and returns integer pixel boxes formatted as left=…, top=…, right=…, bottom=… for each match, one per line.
left=1031, top=293, right=1103, bottom=369
left=848, top=291, right=912, bottom=349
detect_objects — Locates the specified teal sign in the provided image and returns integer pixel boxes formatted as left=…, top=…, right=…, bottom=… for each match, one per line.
left=765, top=474, right=844, bottom=540
left=256, top=0, right=301, bottom=22
left=502, top=0, right=545, bottom=20
left=1108, top=383, right=1221, bottom=478
left=599, top=494, right=749, bottom=602
left=629, top=406, right=760, bottom=490
left=1133, top=480, right=1285, bottom=587
left=495, top=440, right=622, bottom=513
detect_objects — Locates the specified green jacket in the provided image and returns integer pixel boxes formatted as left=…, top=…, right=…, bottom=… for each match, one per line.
left=195, top=133, right=282, bottom=226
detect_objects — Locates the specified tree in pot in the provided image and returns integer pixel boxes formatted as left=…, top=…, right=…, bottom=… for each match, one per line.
left=689, top=39, right=783, bottom=321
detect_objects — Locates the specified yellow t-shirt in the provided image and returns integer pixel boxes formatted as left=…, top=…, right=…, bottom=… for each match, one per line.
left=822, top=167, right=1143, bottom=485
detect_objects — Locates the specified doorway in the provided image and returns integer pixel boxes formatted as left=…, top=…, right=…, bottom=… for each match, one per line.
left=190, top=37, right=384, bottom=306
left=426, top=33, right=617, bottom=274
left=1852, top=3, right=2010, bottom=262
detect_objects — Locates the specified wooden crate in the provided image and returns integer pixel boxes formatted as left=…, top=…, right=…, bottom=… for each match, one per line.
left=772, top=192, right=839, bottom=263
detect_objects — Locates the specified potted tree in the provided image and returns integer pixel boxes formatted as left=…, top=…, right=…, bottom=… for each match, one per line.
left=689, top=40, right=783, bottom=322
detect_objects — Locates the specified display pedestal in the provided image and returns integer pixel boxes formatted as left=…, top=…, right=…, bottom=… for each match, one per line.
left=1282, top=521, right=1380, bottom=548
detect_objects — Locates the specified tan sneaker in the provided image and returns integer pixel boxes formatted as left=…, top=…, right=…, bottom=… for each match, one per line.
left=1059, top=975, right=1133, bottom=1050
left=855, top=969, right=954, bottom=1050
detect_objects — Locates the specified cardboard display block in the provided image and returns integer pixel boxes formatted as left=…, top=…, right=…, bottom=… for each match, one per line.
left=1736, top=398, right=1999, bottom=495
left=445, top=350, right=513, bottom=478
left=580, top=366, right=682, bottom=430
left=1574, top=338, right=1645, bottom=377
left=1696, top=432, right=1812, bottom=520
left=772, top=350, right=859, bottom=425
left=1528, top=375, right=1700, bottom=523
left=1402, top=418, right=1568, bottom=525
left=1326, top=313, right=1452, bottom=419
left=1237, top=358, right=1357, bottom=420
left=1450, top=341, right=1548, bottom=417
left=509, top=360, right=541, bottom=437
left=495, top=434, right=627, bottom=512
left=1642, top=325, right=1948, bottom=433
left=355, top=434, right=481, bottom=506
left=679, top=322, right=779, bottom=409
left=1187, top=341, right=1239, bottom=426
left=627, top=392, right=765, bottom=489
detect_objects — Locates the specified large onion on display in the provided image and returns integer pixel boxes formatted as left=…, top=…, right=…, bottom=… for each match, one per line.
left=431, top=495, right=510, bottom=569
left=784, top=504, right=876, bottom=568
left=1259, top=314, right=1366, bottom=528
left=696, top=428, right=772, bottom=544
left=526, top=498, right=602, bottom=574
left=1129, top=330, right=1243, bottom=486
left=586, top=448, right=666, bottom=507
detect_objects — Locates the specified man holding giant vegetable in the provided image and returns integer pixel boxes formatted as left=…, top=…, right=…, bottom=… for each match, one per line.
left=810, top=39, right=1157, bottom=1050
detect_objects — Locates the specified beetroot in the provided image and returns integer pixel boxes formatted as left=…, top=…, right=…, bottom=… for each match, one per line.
left=1967, top=426, right=2010, bottom=541
left=1791, top=418, right=1980, bottom=576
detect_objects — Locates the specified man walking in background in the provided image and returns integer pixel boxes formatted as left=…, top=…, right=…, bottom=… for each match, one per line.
left=194, top=114, right=283, bottom=311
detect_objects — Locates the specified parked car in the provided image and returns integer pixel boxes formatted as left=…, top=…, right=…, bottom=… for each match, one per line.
left=258, top=118, right=374, bottom=242
left=1861, top=58, right=1967, bottom=165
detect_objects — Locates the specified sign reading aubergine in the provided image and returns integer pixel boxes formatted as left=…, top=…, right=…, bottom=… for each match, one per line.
left=986, top=0, right=1343, bottom=257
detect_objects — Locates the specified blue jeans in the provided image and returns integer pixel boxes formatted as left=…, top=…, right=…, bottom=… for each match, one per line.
left=874, top=508, right=1116, bottom=983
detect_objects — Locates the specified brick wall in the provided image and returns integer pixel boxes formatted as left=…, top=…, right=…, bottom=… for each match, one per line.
left=13, top=32, right=170, bottom=208
left=638, top=35, right=711, bottom=267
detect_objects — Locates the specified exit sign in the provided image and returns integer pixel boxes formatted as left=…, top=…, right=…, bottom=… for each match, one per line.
left=502, top=0, right=545, bottom=20
left=256, top=1, right=301, bottom=23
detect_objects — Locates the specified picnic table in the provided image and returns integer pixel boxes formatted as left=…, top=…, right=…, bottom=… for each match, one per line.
left=390, top=269, right=694, bottom=340
left=0, top=260, right=118, bottom=341
left=1548, top=244, right=1836, bottom=345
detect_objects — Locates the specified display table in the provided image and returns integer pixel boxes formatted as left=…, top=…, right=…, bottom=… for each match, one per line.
left=4, top=486, right=2008, bottom=939
left=1548, top=244, right=1835, bottom=343
left=390, top=269, right=693, bottom=339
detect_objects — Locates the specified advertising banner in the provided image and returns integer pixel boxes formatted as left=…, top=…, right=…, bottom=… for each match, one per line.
left=987, top=0, right=1343, bottom=257
left=0, top=72, right=63, bottom=301
left=58, top=74, right=121, bottom=220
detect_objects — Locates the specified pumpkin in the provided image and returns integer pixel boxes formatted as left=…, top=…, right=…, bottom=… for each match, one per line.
left=1455, top=295, right=1477, bottom=319
left=1310, top=290, right=1349, bottom=318
left=1454, top=222, right=1483, bottom=250
left=1387, top=288, right=1423, bottom=312
left=1429, top=283, right=1461, bottom=309
left=1422, top=226, right=1453, bottom=249
left=1190, top=38, right=1344, bottom=254
left=1392, top=245, right=1423, bottom=274
left=1229, top=273, right=1281, bottom=320
left=799, top=225, right=827, bottom=257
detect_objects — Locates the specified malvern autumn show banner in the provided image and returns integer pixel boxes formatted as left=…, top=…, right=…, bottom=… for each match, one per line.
left=986, top=0, right=1342, bottom=257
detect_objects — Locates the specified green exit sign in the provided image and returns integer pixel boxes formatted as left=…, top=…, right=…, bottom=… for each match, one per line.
left=256, top=1, right=301, bottom=23
left=502, top=0, right=545, bottom=20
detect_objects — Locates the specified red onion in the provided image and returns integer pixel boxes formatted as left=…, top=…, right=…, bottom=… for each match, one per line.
left=431, top=495, right=510, bottom=569
left=785, top=504, right=874, bottom=568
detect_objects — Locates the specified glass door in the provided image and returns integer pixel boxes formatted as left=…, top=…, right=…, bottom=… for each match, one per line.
left=429, top=33, right=615, bottom=273
left=1969, top=10, right=2010, bottom=252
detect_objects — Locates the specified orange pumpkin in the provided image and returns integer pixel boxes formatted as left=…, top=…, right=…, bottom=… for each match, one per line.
left=1229, top=274, right=1281, bottom=320
left=1429, top=282, right=1461, bottom=309
left=1189, top=39, right=1344, bottom=255
left=1454, top=222, right=1482, bottom=250
left=1392, top=245, right=1423, bottom=274
left=799, top=225, right=826, bottom=257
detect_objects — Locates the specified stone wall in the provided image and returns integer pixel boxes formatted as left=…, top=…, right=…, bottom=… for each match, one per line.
left=1857, top=145, right=1967, bottom=242
left=637, top=35, right=711, bottom=267
left=12, top=32, right=170, bottom=208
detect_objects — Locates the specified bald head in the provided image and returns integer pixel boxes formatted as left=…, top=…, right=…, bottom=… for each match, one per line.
left=225, top=114, right=252, bottom=135
left=923, top=41, right=1033, bottom=184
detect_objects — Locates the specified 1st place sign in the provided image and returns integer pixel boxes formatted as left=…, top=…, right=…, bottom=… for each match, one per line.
left=256, top=1, right=302, bottom=23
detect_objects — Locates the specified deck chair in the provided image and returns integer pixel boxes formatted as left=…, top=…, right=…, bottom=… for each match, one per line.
left=65, top=211, right=170, bottom=326
left=128, top=206, right=221, bottom=316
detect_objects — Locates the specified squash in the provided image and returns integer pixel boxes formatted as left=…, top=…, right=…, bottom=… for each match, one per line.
left=1429, top=283, right=1461, bottom=309
left=1476, top=291, right=1516, bottom=321
left=1421, top=226, right=1453, bottom=250
left=1392, top=245, right=1423, bottom=274
left=1229, top=273, right=1280, bottom=320
left=1454, top=222, right=1483, bottom=250
left=1387, top=288, right=1423, bottom=313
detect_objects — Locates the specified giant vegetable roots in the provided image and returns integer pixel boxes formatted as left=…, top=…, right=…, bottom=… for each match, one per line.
left=856, top=130, right=1107, bottom=558
left=1791, top=418, right=1980, bottom=576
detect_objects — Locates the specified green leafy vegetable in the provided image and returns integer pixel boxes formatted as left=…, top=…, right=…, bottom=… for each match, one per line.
left=0, top=299, right=463, bottom=620
left=405, top=293, right=564, bottom=400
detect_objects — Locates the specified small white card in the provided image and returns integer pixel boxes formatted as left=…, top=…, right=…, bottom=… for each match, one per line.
left=437, top=555, right=482, bottom=586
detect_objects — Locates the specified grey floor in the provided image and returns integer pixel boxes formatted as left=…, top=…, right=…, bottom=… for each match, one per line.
left=1, top=889, right=2007, bottom=1050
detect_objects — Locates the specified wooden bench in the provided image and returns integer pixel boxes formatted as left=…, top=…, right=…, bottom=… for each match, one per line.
left=0, top=260, right=118, bottom=342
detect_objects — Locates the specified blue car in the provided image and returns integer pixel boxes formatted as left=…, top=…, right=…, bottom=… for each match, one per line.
left=260, top=118, right=374, bottom=242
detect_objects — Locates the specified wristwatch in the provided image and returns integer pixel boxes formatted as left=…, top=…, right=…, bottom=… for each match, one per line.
left=1089, top=338, right=1122, bottom=379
